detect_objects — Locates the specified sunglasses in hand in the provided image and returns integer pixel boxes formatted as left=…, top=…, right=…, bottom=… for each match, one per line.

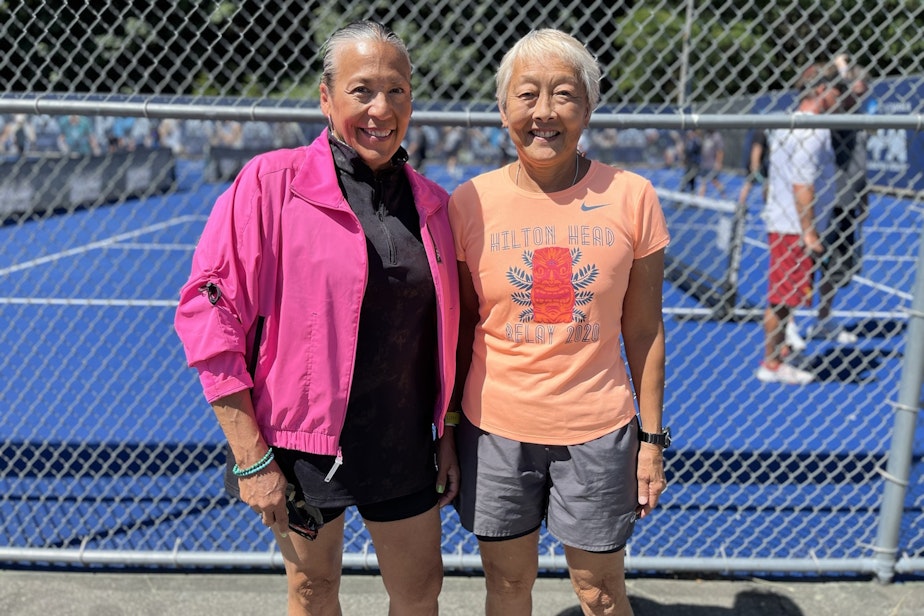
left=285, top=483, right=324, bottom=541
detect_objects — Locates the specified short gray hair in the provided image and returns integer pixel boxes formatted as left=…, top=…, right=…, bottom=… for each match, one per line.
left=320, top=21, right=412, bottom=88
left=495, top=29, right=601, bottom=113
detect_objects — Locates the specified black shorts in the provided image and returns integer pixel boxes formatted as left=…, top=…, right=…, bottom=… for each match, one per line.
left=821, top=227, right=861, bottom=288
left=224, top=444, right=438, bottom=524
left=314, top=486, right=437, bottom=523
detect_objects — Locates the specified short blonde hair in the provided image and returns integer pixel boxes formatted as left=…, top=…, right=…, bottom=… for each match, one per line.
left=495, top=29, right=601, bottom=112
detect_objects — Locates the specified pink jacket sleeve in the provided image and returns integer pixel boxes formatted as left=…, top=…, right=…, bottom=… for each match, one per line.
left=174, top=168, right=264, bottom=403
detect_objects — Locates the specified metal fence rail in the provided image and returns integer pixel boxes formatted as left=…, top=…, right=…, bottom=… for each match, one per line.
left=1, top=0, right=922, bottom=583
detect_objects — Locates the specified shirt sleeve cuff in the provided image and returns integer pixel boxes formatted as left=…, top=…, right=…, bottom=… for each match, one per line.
left=195, top=352, right=254, bottom=403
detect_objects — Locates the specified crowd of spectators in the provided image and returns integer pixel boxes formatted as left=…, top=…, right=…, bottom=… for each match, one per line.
left=0, top=114, right=318, bottom=160
left=409, top=125, right=694, bottom=172
left=1, top=113, right=714, bottom=177
left=1, top=113, right=157, bottom=158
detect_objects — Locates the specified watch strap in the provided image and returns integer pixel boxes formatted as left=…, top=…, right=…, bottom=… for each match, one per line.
left=639, top=426, right=671, bottom=448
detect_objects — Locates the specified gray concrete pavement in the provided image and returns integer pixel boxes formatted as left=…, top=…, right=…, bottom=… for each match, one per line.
left=1, top=569, right=924, bottom=615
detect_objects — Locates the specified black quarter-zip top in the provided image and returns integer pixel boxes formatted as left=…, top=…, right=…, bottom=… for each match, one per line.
left=287, top=136, right=437, bottom=507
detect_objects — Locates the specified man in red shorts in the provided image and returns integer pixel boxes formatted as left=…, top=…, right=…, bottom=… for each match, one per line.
left=757, top=66, right=847, bottom=384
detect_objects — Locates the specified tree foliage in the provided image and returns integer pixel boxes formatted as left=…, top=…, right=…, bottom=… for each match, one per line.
left=0, top=0, right=920, bottom=107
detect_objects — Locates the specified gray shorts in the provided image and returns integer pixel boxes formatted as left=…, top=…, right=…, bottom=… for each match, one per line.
left=454, top=413, right=639, bottom=552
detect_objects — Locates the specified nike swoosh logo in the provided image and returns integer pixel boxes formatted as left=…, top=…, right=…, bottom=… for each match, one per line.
left=580, top=202, right=610, bottom=211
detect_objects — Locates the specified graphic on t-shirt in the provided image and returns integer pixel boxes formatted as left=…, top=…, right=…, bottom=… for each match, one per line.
left=507, top=246, right=597, bottom=323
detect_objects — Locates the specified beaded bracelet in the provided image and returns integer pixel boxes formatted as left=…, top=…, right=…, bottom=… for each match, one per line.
left=444, top=411, right=461, bottom=427
left=232, top=447, right=274, bottom=478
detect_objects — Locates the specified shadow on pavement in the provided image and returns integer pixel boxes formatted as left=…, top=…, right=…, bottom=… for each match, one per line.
left=553, top=589, right=804, bottom=615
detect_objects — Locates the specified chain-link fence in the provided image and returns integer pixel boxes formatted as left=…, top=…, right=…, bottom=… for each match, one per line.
left=1, top=1, right=923, bottom=582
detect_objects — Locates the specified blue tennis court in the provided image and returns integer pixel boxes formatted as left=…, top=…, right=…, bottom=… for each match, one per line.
left=1, top=157, right=921, bottom=565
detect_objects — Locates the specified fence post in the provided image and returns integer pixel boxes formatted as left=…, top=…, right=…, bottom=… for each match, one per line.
left=873, top=222, right=924, bottom=583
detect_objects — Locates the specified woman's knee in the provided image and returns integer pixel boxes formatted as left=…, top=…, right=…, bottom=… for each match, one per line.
left=484, top=572, right=534, bottom=599
left=278, top=523, right=346, bottom=614
left=364, top=518, right=443, bottom=612
left=286, top=568, right=342, bottom=613
left=387, top=573, right=441, bottom=615
left=482, top=558, right=536, bottom=598
left=569, top=569, right=631, bottom=615
left=387, top=558, right=442, bottom=598
left=566, top=546, right=631, bottom=614
left=478, top=534, right=539, bottom=597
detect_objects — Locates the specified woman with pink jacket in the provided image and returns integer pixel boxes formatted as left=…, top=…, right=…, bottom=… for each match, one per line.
left=174, top=21, right=459, bottom=616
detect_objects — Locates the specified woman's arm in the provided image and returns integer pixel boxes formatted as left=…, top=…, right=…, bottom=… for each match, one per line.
left=211, top=390, right=289, bottom=534
left=621, top=249, right=668, bottom=519
left=452, top=260, right=480, bottom=417
left=437, top=260, right=480, bottom=507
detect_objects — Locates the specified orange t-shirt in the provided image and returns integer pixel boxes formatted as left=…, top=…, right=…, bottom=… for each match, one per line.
left=448, top=161, right=670, bottom=445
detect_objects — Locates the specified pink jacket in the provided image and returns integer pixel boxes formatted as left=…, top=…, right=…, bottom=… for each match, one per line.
left=174, top=132, right=459, bottom=455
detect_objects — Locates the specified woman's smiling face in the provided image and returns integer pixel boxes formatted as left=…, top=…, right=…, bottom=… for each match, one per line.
left=320, top=39, right=413, bottom=171
left=500, top=56, right=590, bottom=167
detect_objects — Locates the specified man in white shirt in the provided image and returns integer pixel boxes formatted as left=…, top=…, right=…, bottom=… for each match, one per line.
left=757, top=66, right=847, bottom=385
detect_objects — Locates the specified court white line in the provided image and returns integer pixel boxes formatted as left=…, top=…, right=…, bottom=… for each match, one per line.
left=852, top=275, right=913, bottom=302
left=0, top=215, right=205, bottom=277
left=104, top=242, right=197, bottom=251
left=657, top=188, right=736, bottom=213
left=0, top=297, right=178, bottom=307
left=663, top=306, right=909, bottom=320
left=867, top=255, right=917, bottom=264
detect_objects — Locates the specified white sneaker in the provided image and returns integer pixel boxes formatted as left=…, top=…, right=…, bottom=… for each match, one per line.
left=756, top=362, right=814, bottom=385
left=785, top=320, right=807, bottom=353
left=810, top=324, right=859, bottom=344
left=836, top=330, right=859, bottom=344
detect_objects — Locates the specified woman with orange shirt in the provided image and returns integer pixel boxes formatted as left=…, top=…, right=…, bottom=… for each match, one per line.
left=448, top=29, right=670, bottom=615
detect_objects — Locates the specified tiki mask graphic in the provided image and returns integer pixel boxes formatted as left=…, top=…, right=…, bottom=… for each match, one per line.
left=530, top=246, right=575, bottom=323
left=507, top=246, right=597, bottom=324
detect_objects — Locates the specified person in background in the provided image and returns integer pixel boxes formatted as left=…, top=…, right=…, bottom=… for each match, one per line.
left=643, top=128, right=664, bottom=167
left=681, top=128, right=702, bottom=192
left=784, top=56, right=870, bottom=351
left=591, top=127, right=620, bottom=165
left=107, top=116, right=137, bottom=151
left=737, top=128, right=769, bottom=208
left=273, top=121, right=308, bottom=149
left=57, top=115, right=101, bottom=156
left=442, top=125, right=466, bottom=179
left=449, top=29, right=670, bottom=615
left=813, top=54, right=870, bottom=344
left=174, top=21, right=459, bottom=615
left=210, top=119, right=244, bottom=148
left=697, top=129, right=726, bottom=197
left=0, top=114, right=35, bottom=157
left=404, top=123, right=429, bottom=169
left=157, top=118, right=184, bottom=155
left=662, top=129, right=684, bottom=167
left=738, top=128, right=812, bottom=353
left=130, top=116, right=156, bottom=149
left=757, top=65, right=846, bottom=384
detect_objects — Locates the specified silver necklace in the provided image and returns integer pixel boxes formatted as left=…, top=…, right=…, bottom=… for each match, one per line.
left=516, top=153, right=581, bottom=190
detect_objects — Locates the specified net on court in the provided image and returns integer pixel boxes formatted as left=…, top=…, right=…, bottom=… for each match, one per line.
left=656, top=188, right=748, bottom=317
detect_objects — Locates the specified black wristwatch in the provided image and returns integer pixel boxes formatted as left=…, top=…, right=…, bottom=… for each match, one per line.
left=639, top=426, right=671, bottom=448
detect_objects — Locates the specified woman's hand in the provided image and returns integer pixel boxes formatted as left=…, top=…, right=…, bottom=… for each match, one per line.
left=435, top=427, right=460, bottom=507
left=636, top=443, right=667, bottom=519
left=238, top=461, right=290, bottom=536
left=210, top=392, right=290, bottom=536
